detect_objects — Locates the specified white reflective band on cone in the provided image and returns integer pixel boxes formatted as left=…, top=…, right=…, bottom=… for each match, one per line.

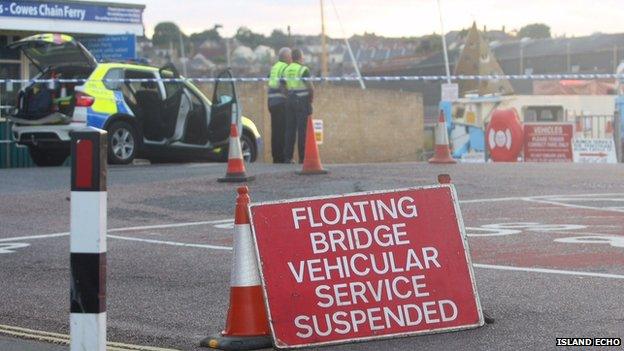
left=228, top=136, right=243, bottom=160
left=230, top=224, right=261, bottom=287
left=70, top=191, right=107, bottom=254
left=70, top=313, right=106, bottom=351
left=435, top=122, right=449, bottom=145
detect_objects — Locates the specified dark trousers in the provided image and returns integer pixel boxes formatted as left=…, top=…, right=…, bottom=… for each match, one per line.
left=284, top=94, right=311, bottom=163
left=268, top=102, right=287, bottom=163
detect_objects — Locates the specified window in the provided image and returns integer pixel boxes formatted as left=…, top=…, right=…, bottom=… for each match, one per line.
left=0, top=63, right=20, bottom=106
left=0, top=35, right=20, bottom=60
left=0, top=36, right=21, bottom=105
left=125, top=70, right=161, bottom=98
left=524, top=106, right=564, bottom=122
left=103, top=68, right=124, bottom=90
left=161, top=70, right=182, bottom=99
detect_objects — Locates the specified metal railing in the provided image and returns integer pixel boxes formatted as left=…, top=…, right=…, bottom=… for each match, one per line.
left=574, top=115, right=615, bottom=139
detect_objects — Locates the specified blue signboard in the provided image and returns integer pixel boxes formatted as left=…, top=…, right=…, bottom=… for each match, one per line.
left=78, top=35, right=136, bottom=61
left=0, top=1, right=142, bottom=24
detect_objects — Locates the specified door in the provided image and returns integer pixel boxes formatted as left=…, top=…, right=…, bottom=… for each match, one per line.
left=181, top=88, right=209, bottom=145
left=123, top=70, right=167, bottom=141
left=208, top=69, right=238, bottom=143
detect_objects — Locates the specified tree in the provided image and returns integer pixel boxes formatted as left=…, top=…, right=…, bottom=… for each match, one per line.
left=235, top=26, right=266, bottom=48
left=518, top=23, right=551, bottom=39
left=152, top=22, right=187, bottom=47
left=267, top=29, right=290, bottom=50
left=417, top=34, right=442, bottom=54
left=190, top=25, right=223, bottom=46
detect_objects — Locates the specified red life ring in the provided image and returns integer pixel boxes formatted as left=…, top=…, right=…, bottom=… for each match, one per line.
left=486, top=109, right=524, bottom=162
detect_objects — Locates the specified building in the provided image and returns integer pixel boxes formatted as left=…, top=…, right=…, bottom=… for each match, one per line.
left=0, top=0, right=145, bottom=168
left=365, top=31, right=624, bottom=122
left=1, top=0, right=145, bottom=83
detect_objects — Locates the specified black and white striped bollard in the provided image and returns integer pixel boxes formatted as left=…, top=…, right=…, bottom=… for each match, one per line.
left=70, top=128, right=107, bottom=351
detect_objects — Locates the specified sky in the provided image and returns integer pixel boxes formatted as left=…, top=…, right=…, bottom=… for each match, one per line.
left=113, top=0, right=624, bottom=39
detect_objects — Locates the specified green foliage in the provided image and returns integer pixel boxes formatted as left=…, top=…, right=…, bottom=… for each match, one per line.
left=152, top=22, right=187, bottom=47
left=189, top=25, right=223, bottom=45
left=235, top=27, right=266, bottom=48
left=267, top=29, right=290, bottom=50
left=518, top=23, right=551, bottom=39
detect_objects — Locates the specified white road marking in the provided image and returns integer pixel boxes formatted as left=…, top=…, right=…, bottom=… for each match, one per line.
left=473, top=263, right=624, bottom=280
left=460, top=192, right=624, bottom=204
left=0, top=232, right=69, bottom=243
left=107, top=235, right=232, bottom=251
left=546, top=197, right=624, bottom=202
left=107, top=219, right=234, bottom=233
left=0, top=243, right=30, bottom=254
left=554, top=235, right=624, bottom=248
left=0, top=219, right=234, bottom=243
left=523, top=198, right=624, bottom=213
left=466, top=222, right=587, bottom=237
left=1, top=192, right=621, bottom=248
left=460, top=196, right=528, bottom=203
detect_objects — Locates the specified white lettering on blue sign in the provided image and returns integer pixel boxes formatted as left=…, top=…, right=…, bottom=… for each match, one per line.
left=0, top=1, right=141, bottom=23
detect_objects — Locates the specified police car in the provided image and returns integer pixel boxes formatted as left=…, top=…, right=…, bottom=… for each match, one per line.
left=7, top=33, right=261, bottom=166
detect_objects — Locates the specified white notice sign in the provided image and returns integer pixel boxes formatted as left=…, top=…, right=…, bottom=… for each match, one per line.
left=572, top=138, right=617, bottom=163
left=441, top=83, right=459, bottom=102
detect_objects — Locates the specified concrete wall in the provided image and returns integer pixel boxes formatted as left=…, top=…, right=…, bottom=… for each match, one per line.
left=198, top=83, right=424, bottom=163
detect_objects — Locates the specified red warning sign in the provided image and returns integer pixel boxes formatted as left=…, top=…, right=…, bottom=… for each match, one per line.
left=523, top=123, right=574, bottom=162
left=249, top=186, right=483, bottom=348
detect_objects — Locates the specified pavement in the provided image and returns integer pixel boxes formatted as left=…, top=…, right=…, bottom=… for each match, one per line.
left=0, top=161, right=623, bottom=350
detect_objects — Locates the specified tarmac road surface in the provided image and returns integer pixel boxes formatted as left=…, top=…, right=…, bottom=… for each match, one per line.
left=0, top=162, right=622, bottom=350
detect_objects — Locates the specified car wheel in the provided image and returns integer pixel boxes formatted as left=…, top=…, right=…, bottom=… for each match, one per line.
left=107, top=121, right=138, bottom=164
left=28, top=146, right=69, bottom=167
left=240, top=132, right=257, bottom=163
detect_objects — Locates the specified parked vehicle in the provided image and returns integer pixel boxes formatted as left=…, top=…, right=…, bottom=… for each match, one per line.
left=7, top=33, right=261, bottom=166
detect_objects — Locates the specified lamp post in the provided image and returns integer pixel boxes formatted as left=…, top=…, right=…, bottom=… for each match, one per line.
left=519, top=37, right=531, bottom=75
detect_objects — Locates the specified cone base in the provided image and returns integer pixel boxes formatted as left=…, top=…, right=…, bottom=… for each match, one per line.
left=200, top=334, right=272, bottom=350
left=428, top=157, right=457, bottom=164
left=296, top=169, right=329, bottom=175
left=218, top=174, right=256, bottom=183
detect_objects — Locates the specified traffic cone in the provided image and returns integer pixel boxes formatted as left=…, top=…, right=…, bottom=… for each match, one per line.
left=297, top=115, right=328, bottom=175
left=218, top=124, right=255, bottom=183
left=200, top=186, right=272, bottom=350
left=429, top=110, right=457, bottom=164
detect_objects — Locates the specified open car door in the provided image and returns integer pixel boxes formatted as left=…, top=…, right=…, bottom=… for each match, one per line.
left=207, top=69, right=239, bottom=143
left=158, top=64, right=185, bottom=141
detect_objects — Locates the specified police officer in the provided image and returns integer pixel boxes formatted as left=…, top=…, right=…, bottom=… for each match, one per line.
left=283, top=48, right=314, bottom=163
left=267, top=47, right=292, bottom=163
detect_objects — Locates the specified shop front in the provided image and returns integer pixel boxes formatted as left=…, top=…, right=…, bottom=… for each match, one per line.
left=0, top=0, right=145, bottom=167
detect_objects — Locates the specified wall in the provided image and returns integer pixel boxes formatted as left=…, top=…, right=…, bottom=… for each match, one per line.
left=198, top=83, right=424, bottom=163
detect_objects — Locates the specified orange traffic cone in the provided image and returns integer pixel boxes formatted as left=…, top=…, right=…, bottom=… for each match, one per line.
left=200, top=186, right=272, bottom=350
left=429, top=110, right=457, bottom=164
left=218, top=124, right=255, bottom=182
left=297, top=115, right=328, bottom=175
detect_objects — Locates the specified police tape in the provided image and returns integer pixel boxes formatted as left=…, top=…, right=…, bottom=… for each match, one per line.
left=0, top=73, right=624, bottom=86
